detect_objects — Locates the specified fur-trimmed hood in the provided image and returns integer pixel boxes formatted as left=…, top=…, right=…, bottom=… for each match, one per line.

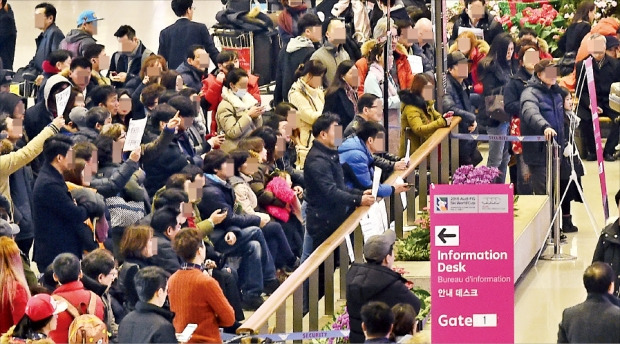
left=398, top=90, right=428, bottom=110
left=448, top=38, right=490, bottom=56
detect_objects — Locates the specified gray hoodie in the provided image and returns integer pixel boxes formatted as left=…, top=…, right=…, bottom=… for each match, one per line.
left=60, top=29, right=97, bottom=56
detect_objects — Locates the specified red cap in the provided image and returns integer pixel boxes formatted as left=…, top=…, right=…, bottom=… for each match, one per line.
left=25, top=294, right=68, bottom=322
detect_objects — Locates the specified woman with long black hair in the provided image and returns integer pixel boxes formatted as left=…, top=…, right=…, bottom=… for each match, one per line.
left=558, top=1, right=595, bottom=55
left=477, top=32, right=515, bottom=183
left=324, top=61, right=359, bottom=129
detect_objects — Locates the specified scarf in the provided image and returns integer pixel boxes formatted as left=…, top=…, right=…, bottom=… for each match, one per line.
left=344, top=83, right=358, bottom=113
left=278, top=5, right=308, bottom=37
left=368, top=63, right=397, bottom=97
left=42, top=60, right=60, bottom=74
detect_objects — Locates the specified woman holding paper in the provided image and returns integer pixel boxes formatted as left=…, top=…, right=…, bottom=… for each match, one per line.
left=398, top=73, right=450, bottom=157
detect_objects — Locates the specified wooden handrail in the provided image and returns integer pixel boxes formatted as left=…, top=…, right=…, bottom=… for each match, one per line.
left=237, top=117, right=461, bottom=335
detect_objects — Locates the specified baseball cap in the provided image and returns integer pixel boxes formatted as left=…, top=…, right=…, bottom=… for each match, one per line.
left=0, top=69, right=14, bottom=86
left=606, top=35, right=620, bottom=50
left=76, top=10, right=103, bottom=27
left=534, top=59, right=556, bottom=74
left=364, top=230, right=396, bottom=262
left=69, top=107, right=89, bottom=129
left=0, top=219, right=19, bottom=237
left=25, top=294, right=68, bottom=322
left=447, top=51, right=468, bottom=69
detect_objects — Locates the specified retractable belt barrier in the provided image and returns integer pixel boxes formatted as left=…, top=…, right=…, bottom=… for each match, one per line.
left=450, top=133, right=547, bottom=142
left=222, top=330, right=350, bottom=343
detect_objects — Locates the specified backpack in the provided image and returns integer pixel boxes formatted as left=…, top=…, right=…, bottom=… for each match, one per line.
left=59, top=38, right=84, bottom=57
left=53, top=293, right=108, bottom=344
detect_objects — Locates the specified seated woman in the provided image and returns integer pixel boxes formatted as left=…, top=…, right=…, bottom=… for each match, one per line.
left=168, top=228, right=236, bottom=343
left=324, top=61, right=359, bottom=129
left=229, top=141, right=299, bottom=271
left=288, top=60, right=326, bottom=169
left=118, top=225, right=156, bottom=311
left=399, top=73, right=451, bottom=157
left=216, top=68, right=264, bottom=152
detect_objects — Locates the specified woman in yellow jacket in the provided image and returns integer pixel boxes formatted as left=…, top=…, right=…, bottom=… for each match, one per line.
left=288, top=60, right=326, bottom=169
left=0, top=115, right=64, bottom=218
left=399, top=73, right=451, bottom=157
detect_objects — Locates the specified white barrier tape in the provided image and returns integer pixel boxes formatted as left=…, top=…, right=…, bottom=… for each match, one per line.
left=450, top=133, right=546, bottom=142
left=228, top=330, right=350, bottom=342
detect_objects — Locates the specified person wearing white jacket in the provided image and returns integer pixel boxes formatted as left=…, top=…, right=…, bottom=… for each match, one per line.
left=216, top=68, right=264, bottom=153
left=288, top=60, right=327, bottom=169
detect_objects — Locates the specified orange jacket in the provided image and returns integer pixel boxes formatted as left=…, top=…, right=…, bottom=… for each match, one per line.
left=355, top=40, right=414, bottom=96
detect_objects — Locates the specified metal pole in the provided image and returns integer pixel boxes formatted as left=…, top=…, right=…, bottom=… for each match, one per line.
left=383, top=1, right=391, bottom=152
left=541, top=141, right=576, bottom=261
left=433, top=0, right=447, bottom=114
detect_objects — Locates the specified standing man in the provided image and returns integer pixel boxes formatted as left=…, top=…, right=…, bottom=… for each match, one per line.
left=303, top=113, right=375, bottom=256
left=32, top=135, right=97, bottom=270
left=310, top=18, right=350, bottom=87
left=158, top=0, right=220, bottom=70
left=412, top=18, right=436, bottom=74
left=27, top=3, right=65, bottom=75
left=0, top=0, right=16, bottom=70
left=557, top=262, right=620, bottom=343
left=109, top=25, right=154, bottom=89
left=59, top=10, right=102, bottom=57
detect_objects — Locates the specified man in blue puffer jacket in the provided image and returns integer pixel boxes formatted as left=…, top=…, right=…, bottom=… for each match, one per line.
left=338, top=121, right=410, bottom=198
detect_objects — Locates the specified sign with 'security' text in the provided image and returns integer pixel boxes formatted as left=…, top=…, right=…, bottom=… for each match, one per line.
left=430, top=184, right=514, bottom=343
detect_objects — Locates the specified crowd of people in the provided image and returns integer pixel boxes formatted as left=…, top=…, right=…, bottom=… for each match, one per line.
left=0, top=0, right=619, bottom=342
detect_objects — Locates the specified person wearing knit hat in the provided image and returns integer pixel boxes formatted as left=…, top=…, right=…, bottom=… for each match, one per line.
left=605, top=35, right=620, bottom=58
left=1, top=294, right=67, bottom=343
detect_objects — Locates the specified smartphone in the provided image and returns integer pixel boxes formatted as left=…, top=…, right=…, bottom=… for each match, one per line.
left=110, top=71, right=118, bottom=76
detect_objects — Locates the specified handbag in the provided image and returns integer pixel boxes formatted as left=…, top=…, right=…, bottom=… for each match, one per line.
left=484, top=90, right=510, bottom=122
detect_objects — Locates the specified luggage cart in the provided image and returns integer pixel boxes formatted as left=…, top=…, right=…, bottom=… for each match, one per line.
left=213, top=29, right=254, bottom=73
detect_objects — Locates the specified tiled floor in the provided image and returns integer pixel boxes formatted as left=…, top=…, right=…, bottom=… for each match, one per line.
left=9, top=2, right=620, bottom=342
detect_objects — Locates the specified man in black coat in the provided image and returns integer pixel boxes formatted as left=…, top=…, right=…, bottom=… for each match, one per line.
left=0, top=0, right=16, bottom=70
left=443, top=52, right=482, bottom=167
left=449, top=0, right=503, bottom=45
left=27, top=3, right=65, bottom=75
left=33, top=134, right=99, bottom=270
left=109, top=25, right=154, bottom=90
left=303, top=113, right=375, bottom=255
left=118, top=266, right=177, bottom=344
left=175, top=44, right=208, bottom=91
left=557, top=262, right=620, bottom=343
left=592, top=189, right=620, bottom=296
left=274, top=13, right=322, bottom=104
left=198, top=150, right=277, bottom=310
left=158, top=0, right=219, bottom=70
left=150, top=207, right=184, bottom=274
left=346, top=231, right=421, bottom=343
left=575, top=34, right=620, bottom=162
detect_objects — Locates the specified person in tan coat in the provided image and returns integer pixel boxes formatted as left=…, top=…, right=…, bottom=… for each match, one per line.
left=216, top=68, right=264, bottom=152
left=288, top=60, right=326, bottom=169
left=398, top=73, right=451, bottom=157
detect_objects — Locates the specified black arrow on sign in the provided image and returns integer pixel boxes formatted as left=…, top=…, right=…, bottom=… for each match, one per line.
left=438, top=228, right=456, bottom=244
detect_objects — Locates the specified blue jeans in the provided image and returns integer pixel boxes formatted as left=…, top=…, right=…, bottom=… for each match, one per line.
left=300, top=200, right=313, bottom=263
left=486, top=122, right=510, bottom=183
left=225, top=226, right=276, bottom=298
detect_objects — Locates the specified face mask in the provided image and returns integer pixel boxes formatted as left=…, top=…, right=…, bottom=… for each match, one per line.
left=235, top=88, right=248, bottom=98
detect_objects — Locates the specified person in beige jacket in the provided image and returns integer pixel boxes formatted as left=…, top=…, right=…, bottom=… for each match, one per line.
left=0, top=115, right=65, bottom=218
left=288, top=60, right=326, bottom=169
left=216, top=68, right=264, bottom=152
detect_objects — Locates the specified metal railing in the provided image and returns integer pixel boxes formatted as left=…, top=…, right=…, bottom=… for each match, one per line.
left=236, top=118, right=461, bottom=337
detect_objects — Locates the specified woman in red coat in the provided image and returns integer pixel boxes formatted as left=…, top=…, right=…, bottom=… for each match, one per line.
left=0, top=236, right=30, bottom=334
left=201, top=50, right=260, bottom=134
left=449, top=30, right=489, bottom=95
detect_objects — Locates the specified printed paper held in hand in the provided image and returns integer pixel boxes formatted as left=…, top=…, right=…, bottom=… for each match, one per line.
left=360, top=199, right=389, bottom=242
left=404, top=140, right=411, bottom=165
left=408, top=55, right=424, bottom=74
left=176, top=323, right=197, bottom=343
left=123, top=118, right=148, bottom=151
left=55, top=87, right=71, bottom=118
left=458, top=26, right=484, bottom=41
left=396, top=176, right=407, bottom=210
left=372, top=166, right=382, bottom=198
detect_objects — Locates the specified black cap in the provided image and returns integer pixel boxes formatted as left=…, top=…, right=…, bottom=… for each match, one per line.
left=447, top=51, right=468, bottom=69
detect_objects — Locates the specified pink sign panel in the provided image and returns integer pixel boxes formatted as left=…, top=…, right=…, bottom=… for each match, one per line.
left=430, top=184, right=514, bottom=343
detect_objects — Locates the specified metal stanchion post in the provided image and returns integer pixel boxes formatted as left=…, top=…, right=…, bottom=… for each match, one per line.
left=541, top=141, right=576, bottom=261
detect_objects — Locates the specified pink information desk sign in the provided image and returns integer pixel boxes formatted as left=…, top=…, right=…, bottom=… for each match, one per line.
left=430, top=183, right=514, bottom=343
